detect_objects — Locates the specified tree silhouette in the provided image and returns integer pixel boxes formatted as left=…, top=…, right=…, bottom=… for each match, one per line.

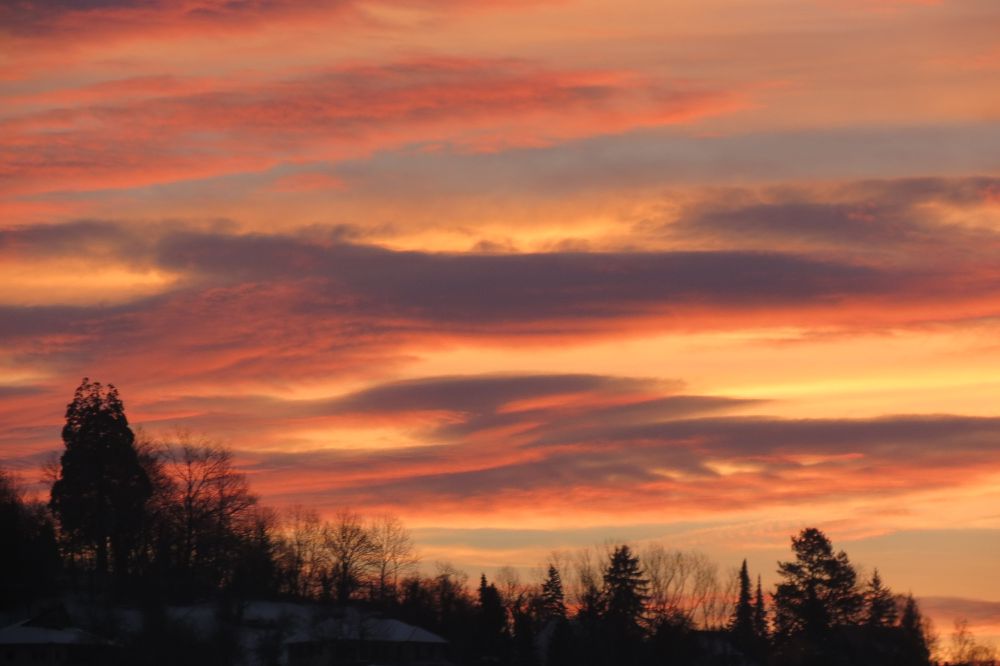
left=603, top=545, right=648, bottom=628
left=540, top=564, right=567, bottom=620
left=602, top=544, right=648, bottom=665
left=275, top=505, right=328, bottom=598
left=368, top=513, right=418, bottom=604
left=478, top=574, right=509, bottom=660
left=730, top=559, right=755, bottom=647
left=166, top=440, right=258, bottom=592
left=547, top=616, right=577, bottom=666
left=897, top=594, right=932, bottom=666
left=949, top=618, right=997, bottom=665
left=773, top=527, right=862, bottom=639
left=864, top=569, right=897, bottom=628
left=753, top=574, right=769, bottom=641
left=50, top=378, right=151, bottom=580
left=323, top=508, right=376, bottom=603
left=0, top=469, right=59, bottom=608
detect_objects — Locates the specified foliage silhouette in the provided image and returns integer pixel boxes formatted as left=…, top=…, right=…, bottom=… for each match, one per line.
left=0, top=470, right=59, bottom=608
left=773, top=527, right=863, bottom=639
left=864, top=569, right=898, bottom=628
left=50, top=378, right=151, bottom=582
left=540, top=564, right=567, bottom=620
left=730, top=559, right=755, bottom=647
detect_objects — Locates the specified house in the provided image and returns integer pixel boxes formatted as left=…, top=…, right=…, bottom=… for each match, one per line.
left=285, top=610, right=449, bottom=666
left=0, top=607, right=118, bottom=666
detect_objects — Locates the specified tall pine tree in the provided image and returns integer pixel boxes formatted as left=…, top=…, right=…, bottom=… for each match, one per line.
left=753, top=575, right=769, bottom=641
left=730, top=559, right=755, bottom=645
left=898, top=594, right=932, bottom=666
left=601, top=544, right=648, bottom=665
left=603, top=545, right=648, bottom=631
left=477, top=574, right=508, bottom=660
left=773, top=527, right=862, bottom=638
left=540, top=564, right=567, bottom=620
left=864, top=569, right=898, bottom=627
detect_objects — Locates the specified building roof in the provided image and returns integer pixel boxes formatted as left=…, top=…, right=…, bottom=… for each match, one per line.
left=363, top=618, right=447, bottom=644
left=286, top=615, right=447, bottom=646
left=0, top=619, right=110, bottom=647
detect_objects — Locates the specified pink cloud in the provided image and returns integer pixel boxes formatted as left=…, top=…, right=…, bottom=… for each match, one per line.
left=1, top=58, right=747, bottom=198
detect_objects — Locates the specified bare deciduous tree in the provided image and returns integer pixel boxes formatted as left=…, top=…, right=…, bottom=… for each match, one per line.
left=368, top=512, right=419, bottom=603
left=495, top=565, right=525, bottom=611
left=642, top=545, right=734, bottom=629
left=950, top=618, right=998, bottom=665
left=324, top=508, right=377, bottom=603
left=569, top=545, right=605, bottom=620
left=164, top=434, right=257, bottom=582
left=277, top=505, right=329, bottom=598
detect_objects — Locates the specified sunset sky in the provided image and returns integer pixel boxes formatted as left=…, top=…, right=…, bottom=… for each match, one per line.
left=2, top=0, right=999, bottom=642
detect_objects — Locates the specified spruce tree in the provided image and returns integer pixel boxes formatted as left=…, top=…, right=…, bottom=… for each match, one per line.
left=753, top=575, right=769, bottom=641
left=540, top=564, right=567, bottom=620
left=603, top=544, right=648, bottom=632
left=864, top=569, right=898, bottom=627
left=772, top=527, right=862, bottom=638
left=601, top=544, right=648, bottom=665
left=730, top=559, right=755, bottom=644
left=478, top=574, right=508, bottom=659
left=898, top=594, right=932, bottom=666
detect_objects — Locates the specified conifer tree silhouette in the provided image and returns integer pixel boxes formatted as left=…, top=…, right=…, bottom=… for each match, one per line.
left=50, top=379, right=151, bottom=580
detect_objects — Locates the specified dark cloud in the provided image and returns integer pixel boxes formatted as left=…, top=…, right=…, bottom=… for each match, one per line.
left=673, top=202, right=915, bottom=246
left=2, top=219, right=994, bottom=394
left=533, top=414, right=1000, bottom=457
left=0, top=0, right=145, bottom=35
left=252, top=411, right=1000, bottom=511
left=325, top=374, right=648, bottom=415
left=920, top=596, right=1000, bottom=626
left=0, top=304, right=95, bottom=338
left=126, top=375, right=649, bottom=437
left=329, top=129, right=1000, bottom=198
left=133, top=374, right=747, bottom=449
left=0, top=219, right=148, bottom=262
left=1, top=215, right=996, bottom=408
left=432, top=395, right=755, bottom=442
left=221, top=370, right=1000, bottom=512
left=0, top=385, right=45, bottom=398
left=328, top=447, right=710, bottom=504
left=156, top=232, right=891, bottom=320
left=1, top=0, right=348, bottom=35
left=667, top=177, right=1000, bottom=252
left=412, top=523, right=707, bottom=550
left=0, top=224, right=907, bottom=352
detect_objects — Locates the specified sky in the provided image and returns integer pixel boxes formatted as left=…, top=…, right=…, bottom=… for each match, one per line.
left=2, top=0, right=1000, bottom=643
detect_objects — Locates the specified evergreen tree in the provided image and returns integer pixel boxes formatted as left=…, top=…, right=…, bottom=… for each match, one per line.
left=575, top=576, right=605, bottom=666
left=864, top=569, right=898, bottom=628
left=478, top=574, right=509, bottom=659
left=773, top=527, right=863, bottom=639
left=577, top=576, right=604, bottom=624
left=511, top=595, right=538, bottom=666
left=540, top=564, right=567, bottom=620
left=547, top=617, right=576, bottom=666
left=897, top=594, right=932, bottom=666
left=601, top=544, right=648, bottom=665
left=753, top=574, right=769, bottom=641
left=0, top=470, right=59, bottom=608
left=50, top=379, right=151, bottom=579
left=602, top=544, right=648, bottom=631
left=731, top=559, right=755, bottom=645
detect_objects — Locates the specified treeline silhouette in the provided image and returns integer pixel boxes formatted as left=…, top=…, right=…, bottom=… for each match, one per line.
left=0, top=379, right=989, bottom=665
